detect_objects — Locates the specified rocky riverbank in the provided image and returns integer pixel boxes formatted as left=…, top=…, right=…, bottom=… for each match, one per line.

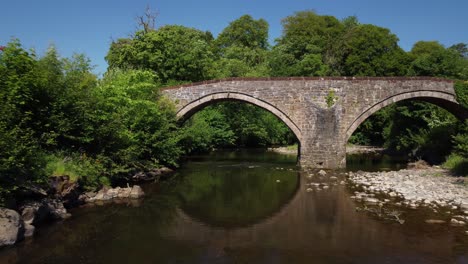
left=269, top=145, right=385, bottom=155
left=0, top=167, right=173, bottom=248
left=347, top=166, right=468, bottom=226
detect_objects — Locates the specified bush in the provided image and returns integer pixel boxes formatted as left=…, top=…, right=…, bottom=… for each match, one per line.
left=443, top=153, right=468, bottom=176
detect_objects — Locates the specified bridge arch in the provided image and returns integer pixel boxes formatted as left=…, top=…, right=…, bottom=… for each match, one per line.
left=176, top=92, right=302, bottom=141
left=345, top=90, right=468, bottom=142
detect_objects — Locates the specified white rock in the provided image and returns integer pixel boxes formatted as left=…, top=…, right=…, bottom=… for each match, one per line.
left=364, top=197, right=379, bottom=204
left=450, top=219, right=466, bottom=226
left=0, top=208, right=23, bottom=247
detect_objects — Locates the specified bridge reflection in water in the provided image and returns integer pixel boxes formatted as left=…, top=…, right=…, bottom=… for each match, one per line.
left=162, top=167, right=462, bottom=262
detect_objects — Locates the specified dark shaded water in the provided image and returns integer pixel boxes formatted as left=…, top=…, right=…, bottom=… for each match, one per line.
left=1, top=150, right=467, bottom=264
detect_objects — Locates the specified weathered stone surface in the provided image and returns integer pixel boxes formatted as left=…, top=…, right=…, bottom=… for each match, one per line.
left=162, top=77, right=467, bottom=168
left=87, top=185, right=145, bottom=203
left=0, top=208, right=24, bottom=247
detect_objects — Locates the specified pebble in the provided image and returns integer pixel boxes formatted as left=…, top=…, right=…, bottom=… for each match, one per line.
left=348, top=169, right=468, bottom=214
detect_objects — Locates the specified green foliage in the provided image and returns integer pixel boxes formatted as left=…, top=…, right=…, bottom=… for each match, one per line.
left=181, top=102, right=296, bottom=154
left=106, top=25, right=217, bottom=82
left=0, top=40, right=48, bottom=203
left=179, top=106, right=236, bottom=153
left=455, top=80, right=468, bottom=108
left=340, top=24, right=410, bottom=76
left=216, top=15, right=269, bottom=50
left=409, top=41, right=468, bottom=79
left=0, top=40, right=185, bottom=203
left=443, top=153, right=468, bottom=176
left=326, top=90, right=337, bottom=108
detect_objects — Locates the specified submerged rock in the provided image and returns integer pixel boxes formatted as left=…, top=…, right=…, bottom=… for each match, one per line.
left=0, top=208, right=24, bottom=247
left=23, top=223, right=35, bottom=237
left=425, top=219, right=446, bottom=224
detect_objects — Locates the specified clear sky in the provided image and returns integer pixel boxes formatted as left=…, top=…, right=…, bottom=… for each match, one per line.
left=1, top=0, right=467, bottom=75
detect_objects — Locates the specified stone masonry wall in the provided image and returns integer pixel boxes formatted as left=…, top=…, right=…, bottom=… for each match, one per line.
left=162, top=77, right=463, bottom=169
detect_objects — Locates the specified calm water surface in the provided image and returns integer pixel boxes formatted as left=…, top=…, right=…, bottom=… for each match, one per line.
left=1, top=150, right=467, bottom=264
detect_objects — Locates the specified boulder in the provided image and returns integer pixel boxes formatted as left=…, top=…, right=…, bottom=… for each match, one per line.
left=20, top=201, right=49, bottom=225
left=130, top=185, right=145, bottom=199
left=0, top=208, right=24, bottom=247
left=44, top=199, right=70, bottom=220
left=318, top=170, right=327, bottom=176
left=20, top=199, right=70, bottom=224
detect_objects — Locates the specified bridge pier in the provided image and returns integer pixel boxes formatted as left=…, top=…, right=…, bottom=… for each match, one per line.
left=298, top=141, right=346, bottom=169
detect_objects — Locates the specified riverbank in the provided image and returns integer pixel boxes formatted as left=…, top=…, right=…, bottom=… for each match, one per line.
left=0, top=167, right=173, bottom=248
left=347, top=166, right=468, bottom=226
left=268, top=144, right=385, bottom=155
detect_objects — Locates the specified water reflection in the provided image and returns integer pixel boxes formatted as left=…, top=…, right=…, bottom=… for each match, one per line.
left=1, top=150, right=467, bottom=264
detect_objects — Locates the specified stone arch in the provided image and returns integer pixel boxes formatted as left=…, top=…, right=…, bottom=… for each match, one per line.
left=176, top=92, right=302, bottom=141
left=345, top=90, right=468, bottom=142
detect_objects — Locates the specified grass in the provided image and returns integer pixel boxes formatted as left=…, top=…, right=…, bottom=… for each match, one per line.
left=46, top=154, right=80, bottom=182
left=286, top=144, right=298, bottom=151
left=442, top=153, right=468, bottom=176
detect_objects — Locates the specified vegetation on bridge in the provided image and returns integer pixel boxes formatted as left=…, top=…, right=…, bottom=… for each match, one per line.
left=1, top=10, right=467, bottom=204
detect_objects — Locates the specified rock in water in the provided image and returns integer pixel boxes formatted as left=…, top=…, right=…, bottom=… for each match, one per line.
left=425, top=219, right=446, bottom=224
left=24, top=223, right=35, bottom=237
left=318, top=170, right=327, bottom=176
left=130, top=185, right=145, bottom=199
left=0, top=208, right=24, bottom=247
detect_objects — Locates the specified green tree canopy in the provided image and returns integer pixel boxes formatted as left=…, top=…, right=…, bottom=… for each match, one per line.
left=106, top=25, right=217, bottom=83
left=216, top=14, right=269, bottom=50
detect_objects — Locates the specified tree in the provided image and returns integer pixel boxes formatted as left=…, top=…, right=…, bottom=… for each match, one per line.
left=106, top=25, right=217, bottom=83
left=216, top=15, right=269, bottom=50
left=409, top=41, right=468, bottom=79
left=215, top=15, right=270, bottom=78
left=269, top=11, right=343, bottom=76
left=341, top=24, right=409, bottom=76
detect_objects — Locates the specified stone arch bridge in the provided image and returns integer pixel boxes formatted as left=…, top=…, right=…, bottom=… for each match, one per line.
left=162, top=77, right=468, bottom=168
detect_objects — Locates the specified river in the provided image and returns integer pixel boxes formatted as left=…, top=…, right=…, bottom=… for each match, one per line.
left=1, top=149, right=467, bottom=263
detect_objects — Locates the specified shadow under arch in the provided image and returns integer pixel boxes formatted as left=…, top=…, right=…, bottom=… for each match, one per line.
left=176, top=91, right=302, bottom=142
left=177, top=171, right=302, bottom=229
left=345, top=90, right=468, bottom=142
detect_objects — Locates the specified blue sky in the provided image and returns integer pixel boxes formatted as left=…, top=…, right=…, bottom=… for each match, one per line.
left=1, top=0, right=467, bottom=75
